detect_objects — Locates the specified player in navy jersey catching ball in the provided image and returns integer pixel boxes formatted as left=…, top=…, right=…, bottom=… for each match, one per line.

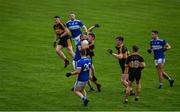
left=66, top=12, right=88, bottom=45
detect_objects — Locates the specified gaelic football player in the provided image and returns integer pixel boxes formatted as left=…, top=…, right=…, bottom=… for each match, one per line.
left=86, top=32, right=101, bottom=92
left=66, top=49, right=91, bottom=106
left=66, top=12, right=88, bottom=45
left=107, top=36, right=134, bottom=95
left=53, top=16, right=74, bottom=68
left=147, top=31, right=174, bottom=89
left=124, top=45, right=145, bottom=103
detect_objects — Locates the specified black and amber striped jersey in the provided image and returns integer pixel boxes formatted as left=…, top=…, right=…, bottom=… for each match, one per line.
left=53, top=23, right=66, bottom=37
left=115, top=45, right=128, bottom=59
left=125, top=53, right=144, bottom=70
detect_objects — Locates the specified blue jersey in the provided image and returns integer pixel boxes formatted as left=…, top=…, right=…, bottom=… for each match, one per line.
left=66, top=19, right=85, bottom=38
left=150, top=38, right=167, bottom=59
left=76, top=57, right=91, bottom=81
left=74, top=41, right=81, bottom=61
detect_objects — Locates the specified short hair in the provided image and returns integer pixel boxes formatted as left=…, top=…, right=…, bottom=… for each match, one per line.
left=88, top=32, right=95, bottom=39
left=69, top=11, right=75, bottom=15
left=116, top=36, right=124, bottom=41
left=152, top=30, right=159, bottom=34
left=80, top=49, right=87, bottom=56
left=132, top=45, right=139, bottom=52
left=54, top=16, right=60, bottom=18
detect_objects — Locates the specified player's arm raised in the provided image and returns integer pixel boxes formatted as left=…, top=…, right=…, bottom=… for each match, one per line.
left=83, top=25, right=88, bottom=35
left=87, top=24, right=100, bottom=32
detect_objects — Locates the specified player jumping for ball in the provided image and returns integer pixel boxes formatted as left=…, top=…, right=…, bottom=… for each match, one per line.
left=66, top=12, right=88, bottom=45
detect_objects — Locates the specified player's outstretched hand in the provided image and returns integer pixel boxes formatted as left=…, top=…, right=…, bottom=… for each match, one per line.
left=53, top=41, right=56, bottom=48
left=163, top=48, right=167, bottom=52
left=66, top=72, right=72, bottom=77
left=107, top=49, right=113, bottom=55
left=147, top=49, right=152, bottom=54
left=94, top=24, right=100, bottom=27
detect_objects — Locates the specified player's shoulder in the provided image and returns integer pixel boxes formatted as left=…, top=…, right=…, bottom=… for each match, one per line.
left=77, top=58, right=83, bottom=63
left=78, top=57, right=89, bottom=63
left=74, top=19, right=81, bottom=22
left=150, top=39, right=155, bottom=42
left=127, top=54, right=133, bottom=58
left=122, top=45, right=128, bottom=49
left=77, top=41, right=81, bottom=46
left=137, top=54, right=144, bottom=59
left=122, top=45, right=128, bottom=51
left=129, top=53, right=143, bottom=58
left=157, top=38, right=165, bottom=41
left=66, top=20, right=72, bottom=24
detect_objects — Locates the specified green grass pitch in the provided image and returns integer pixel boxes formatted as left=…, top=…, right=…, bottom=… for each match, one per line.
left=0, top=0, right=180, bottom=111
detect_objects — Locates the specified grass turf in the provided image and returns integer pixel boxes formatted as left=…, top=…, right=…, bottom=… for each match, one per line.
left=0, top=0, right=180, bottom=110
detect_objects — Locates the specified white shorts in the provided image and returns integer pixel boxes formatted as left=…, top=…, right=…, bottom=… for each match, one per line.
left=73, top=35, right=81, bottom=45
left=73, top=60, right=78, bottom=70
left=74, top=81, right=88, bottom=89
left=154, top=58, right=165, bottom=66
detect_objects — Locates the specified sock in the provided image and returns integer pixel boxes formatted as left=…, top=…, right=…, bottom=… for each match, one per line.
left=84, top=96, right=87, bottom=100
left=64, top=58, right=68, bottom=62
left=160, top=83, right=163, bottom=86
left=81, top=96, right=84, bottom=100
left=163, top=73, right=172, bottom=81
left=81, top=96, right=87, bottom=101
left=130, top=88, right=133, bottom=91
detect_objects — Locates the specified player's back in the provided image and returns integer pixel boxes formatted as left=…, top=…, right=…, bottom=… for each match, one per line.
left=127, top=54, right=144, bottom=70
left=77, top=57, right=91, bottom=81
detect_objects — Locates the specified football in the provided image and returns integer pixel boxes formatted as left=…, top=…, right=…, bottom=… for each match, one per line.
left=81, top=39, right=89, bottom=46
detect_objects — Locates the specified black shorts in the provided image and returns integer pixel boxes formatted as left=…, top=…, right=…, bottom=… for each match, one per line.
left=89, top=51, right=95, bottom=58
left=128, top=69, right=141, bottom=82
left=118, top=58, right=126, bottom=73
left=57, top=35, right=72, bottom=47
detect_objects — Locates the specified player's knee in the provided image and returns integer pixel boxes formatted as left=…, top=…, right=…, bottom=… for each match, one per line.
left=73, top=88, right=78, bottom=92
left=55, top=47, right=61, bottom=53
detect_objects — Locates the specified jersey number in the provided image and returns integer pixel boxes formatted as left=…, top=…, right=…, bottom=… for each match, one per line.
left=130, top=60, right=139, bottom=68
left=83, top=63, right=91, bottom=71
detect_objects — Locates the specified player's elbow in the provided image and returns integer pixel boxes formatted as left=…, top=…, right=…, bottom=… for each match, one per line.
left=76, top=71, right=81, bottom=74
left=168, top=45, right=171, bottom=49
